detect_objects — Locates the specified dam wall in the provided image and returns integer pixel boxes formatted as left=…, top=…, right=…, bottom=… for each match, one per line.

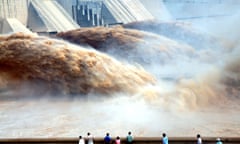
left=0, top=137, right=239, bottom=144
left=0, top=0, right=28, bottom=25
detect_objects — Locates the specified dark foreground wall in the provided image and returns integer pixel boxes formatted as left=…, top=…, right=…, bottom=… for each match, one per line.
left=0, top=137, right=239, bottom=144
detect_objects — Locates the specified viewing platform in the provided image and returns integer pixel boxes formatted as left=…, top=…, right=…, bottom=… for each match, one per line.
left=0, top=137, right=239, bottom=144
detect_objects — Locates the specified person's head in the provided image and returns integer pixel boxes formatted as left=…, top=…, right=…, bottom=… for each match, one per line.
left=197, top=134, right=201, bottom=138
left=128, top=131, right=131, bottom=135
left=116, top=136, right=120, bottom=139
left=79, top=136, right=82, bottom=139
left=162, top=133, right=166, bottom=137
left=106, top=133, right=109, bottom=136
left=87, top=132, right=90, bottom=136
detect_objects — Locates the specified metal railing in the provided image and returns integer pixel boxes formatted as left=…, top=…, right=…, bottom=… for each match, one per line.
left=0, top=137, right=239, bottom=144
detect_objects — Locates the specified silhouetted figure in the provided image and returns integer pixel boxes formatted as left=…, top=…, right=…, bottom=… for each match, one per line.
left=162, top=133, right=168, bottom=144
left=87, top=132, right=94, bottom=144
left=115, top=136, right=121, bottom=144
left=216, top=137, right=223, bottom=144
left=79, top=136, right=85, bottom=144
left=126, top=131, right=133, bottom=144
left=197, top=134, right=202, bottom=144
left=104, top=133, right=111, bottom=144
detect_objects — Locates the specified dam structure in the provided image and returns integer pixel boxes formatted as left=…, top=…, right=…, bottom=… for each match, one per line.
left=0, top=0, right=156, bottom=33
left=1, top=0, right=238, bottom=34
left=0, top=0, right=80, bottom=34
left=0, top=0, right=29, bottom=33
left=56, top=0, right=156, bottom=27
left=0, top=0, right=170, bottom=33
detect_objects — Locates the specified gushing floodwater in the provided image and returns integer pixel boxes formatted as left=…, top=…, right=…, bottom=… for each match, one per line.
left=0, top=17, right=240, bottom=137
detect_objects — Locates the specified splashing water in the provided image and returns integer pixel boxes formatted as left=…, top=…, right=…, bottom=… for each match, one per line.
left=0, top=19, right=240, bottom=138
left=0, top=33, right=155, bottom=97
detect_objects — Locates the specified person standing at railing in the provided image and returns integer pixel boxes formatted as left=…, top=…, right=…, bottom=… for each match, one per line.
left=79, top=136, right=85, bottom=144
left=87, top=132, right=94, bottom=144
left=104, top=133, right=111, bottom=144
left=216, top=138, right=223, bottom=144
left=126, top=131, right=133, bottom=144
left=196, top=134, right=202, bottom=144
left=162, top=133, right=168, bottom=144
left=115, top=136, right=121, bottom=144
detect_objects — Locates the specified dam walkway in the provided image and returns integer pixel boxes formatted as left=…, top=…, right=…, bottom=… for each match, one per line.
left=0, top=137, right=239, bottom=144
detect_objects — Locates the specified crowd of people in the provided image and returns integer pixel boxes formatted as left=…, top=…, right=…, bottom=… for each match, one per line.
left=78, top=132, right=133, bottom=144
left=196, top=134, right=223, bottom=144
left=78, top=132, right=223, bottom=144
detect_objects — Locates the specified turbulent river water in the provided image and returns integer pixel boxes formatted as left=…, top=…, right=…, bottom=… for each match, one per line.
left=0, top=19, right=240, bottom=138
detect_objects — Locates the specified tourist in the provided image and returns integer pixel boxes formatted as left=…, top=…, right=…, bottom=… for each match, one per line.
left=196, top=134, right=202, bottom=144
left=162, top=133, right=168, bottom=144
left=87, top=132, right=94, bottom=144
left=79, top=136, right=85, bottom=144
left=216, top=137, right=223, bottom=144
left=126, top=131, right=133, bottom=144
left=104, top=133, right=111, bottom=144
left=115, top=136, right=121, bottom=144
